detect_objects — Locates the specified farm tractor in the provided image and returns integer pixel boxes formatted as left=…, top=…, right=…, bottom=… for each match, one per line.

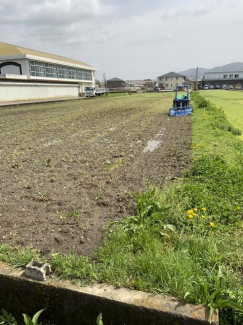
left=169, top=85, right=193, bottom=116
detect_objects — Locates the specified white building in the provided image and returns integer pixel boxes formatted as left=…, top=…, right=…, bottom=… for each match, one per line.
left=0, top=42, right=96, bottom=101
left=202, top=71, right=243, bottom=88
left=157, top=72, right=186, bottom=90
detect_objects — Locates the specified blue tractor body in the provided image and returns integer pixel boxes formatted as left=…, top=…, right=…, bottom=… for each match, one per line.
left=169, top=85, right=193, bottom=116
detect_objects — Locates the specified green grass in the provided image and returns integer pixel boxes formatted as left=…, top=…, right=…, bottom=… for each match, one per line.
left=0, top=245, right=41, bottom=268
left=1, top=92, right=243, bottom=324
left=193, top=92, right=242, bottom=164
left=0, top=309, right=18, bottom=324
left=0, top=309, right=103, bottom=325
left=91, top=92, right=243, bottom=324
left=200, top=90, right=243, bottom=140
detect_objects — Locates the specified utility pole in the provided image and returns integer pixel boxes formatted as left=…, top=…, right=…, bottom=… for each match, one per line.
left=195, top=66, right=199, bottom=91
left=103, top=73, right=107, bottom=88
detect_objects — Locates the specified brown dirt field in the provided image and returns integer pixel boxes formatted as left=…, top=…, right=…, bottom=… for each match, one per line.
left=0, top=93, right=191, bottom=256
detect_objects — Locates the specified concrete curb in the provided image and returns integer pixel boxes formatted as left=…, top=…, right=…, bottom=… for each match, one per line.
left=0, top=96, right=91, bottom=108
left=0, top=263, right=218, bottom=325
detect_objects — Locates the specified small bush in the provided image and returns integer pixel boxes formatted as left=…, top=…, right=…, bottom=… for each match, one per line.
left=197, top=98, right=209, bottom=108
left=192, top=92, right=210, bottom=108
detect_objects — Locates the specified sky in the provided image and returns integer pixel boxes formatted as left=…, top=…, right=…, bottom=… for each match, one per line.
left=0, top=0, right=243, bottom=80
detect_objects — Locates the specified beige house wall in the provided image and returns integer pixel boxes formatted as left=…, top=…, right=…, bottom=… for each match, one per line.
left=158, top=76, right=185, bottom=90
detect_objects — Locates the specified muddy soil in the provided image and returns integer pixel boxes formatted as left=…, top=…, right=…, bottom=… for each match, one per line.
left=0, top=94, right=191, bottom=256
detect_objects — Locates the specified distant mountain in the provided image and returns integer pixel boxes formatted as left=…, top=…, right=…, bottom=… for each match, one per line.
left=179, top=62, right=243, bottom=80
left=209, top=62, right=243, bottom=72
left=179, top=67, right=208, bottom=80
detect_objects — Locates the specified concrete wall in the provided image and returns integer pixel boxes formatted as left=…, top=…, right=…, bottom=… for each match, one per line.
left=1, top=65, right=20, bottom=75
left=0, top=82, right=79, bottom=101
left=0, top=58, right=29, bottom=75
left=0, top=264, right=219, bottom=325
left=92, top=70, right=95, bottom=85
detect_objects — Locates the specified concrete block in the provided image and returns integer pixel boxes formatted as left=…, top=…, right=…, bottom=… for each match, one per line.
left=25, top=261, right=51, bottom=281
left=0, top=263, right=219, bottom=325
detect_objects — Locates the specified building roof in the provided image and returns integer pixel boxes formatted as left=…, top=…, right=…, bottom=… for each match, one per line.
left=0, top=42, right=95, bottom=70
left=126, top=79, right=145, bottom=84
left=204, top=71, right=243, bottom=74
left=107, top=77, right=125, bottom=82
left=126, top=79, right=155, bottom=84
left=157, top=71, right=186, bottom=78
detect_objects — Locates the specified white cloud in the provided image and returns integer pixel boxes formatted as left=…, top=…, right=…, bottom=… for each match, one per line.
left=0, top=0, right=114, bottom=54
left=0, top=0, right=110, bottom=24
left=161, top=0, right=238, bottom=20
left=0, top=0, right=242, bottom=79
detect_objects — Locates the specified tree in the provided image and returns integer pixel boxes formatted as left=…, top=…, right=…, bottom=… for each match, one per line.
left=95, top=79, right=101, bottom=87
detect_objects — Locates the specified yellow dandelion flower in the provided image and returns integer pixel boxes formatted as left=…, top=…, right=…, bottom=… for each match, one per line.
left=189, top=215, right=193, bottom=219
left=237, top=206, right=241, bottom=210
left=202, top=215, right=206, bottom=219
left=210, top=222, right=215, bottom=227
left=192, top=213, right=197, bottom=216
left=194, top=208, right=198, bottom=212
left=202, top=207, right=206, bottom=211
left=187, top=210, right=193, bottom=214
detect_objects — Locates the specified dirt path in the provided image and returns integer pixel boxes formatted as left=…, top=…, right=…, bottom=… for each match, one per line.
left=0, top=94, right=191, bottom=256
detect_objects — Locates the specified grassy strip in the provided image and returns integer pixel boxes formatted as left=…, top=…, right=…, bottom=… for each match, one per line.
left=1, top=92, right=243, bottom=324
left=200, top=90, right=243, bottom=140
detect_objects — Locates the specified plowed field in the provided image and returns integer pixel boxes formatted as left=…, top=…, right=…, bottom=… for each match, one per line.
left=0, top=93, right=191, bottom=256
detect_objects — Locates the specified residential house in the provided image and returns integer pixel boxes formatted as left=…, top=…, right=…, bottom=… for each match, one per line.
left=106, top=77, right=126, bottom=90
left=157, top=72, right=186, bottom=90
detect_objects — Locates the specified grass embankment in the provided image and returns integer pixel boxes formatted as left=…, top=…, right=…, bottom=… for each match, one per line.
left=1, top=92, right=243, bottom=324
left=200, top=90, right=243, bottom=140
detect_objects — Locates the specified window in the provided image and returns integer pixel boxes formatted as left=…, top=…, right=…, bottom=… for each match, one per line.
left=229, top=74, right=233, bottom=78
left=29, top=61, right=45, bottom=77
left=166, top=77, right=168, bottom=81
left=235, top=74, right=239, bottom=78
left=171, top=78, right=172, bottom=81
left=77, top=69, right=85, bottom=80
left=223, top=74, right=228, bottom=78
left=171, top=84, right=172, bottom=87
left=176, top=77, right=178, bottom=80
left=85, top=70, right=92, bottom=80
left=68, top=67, right=77, bottom=79
left=29, top=60, right=92, bottom=81
left=165, top=84, right=169, bottom=87
left=58, top=66, right=69, bottom=79
left=45, top=63, right=58, bottom=78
